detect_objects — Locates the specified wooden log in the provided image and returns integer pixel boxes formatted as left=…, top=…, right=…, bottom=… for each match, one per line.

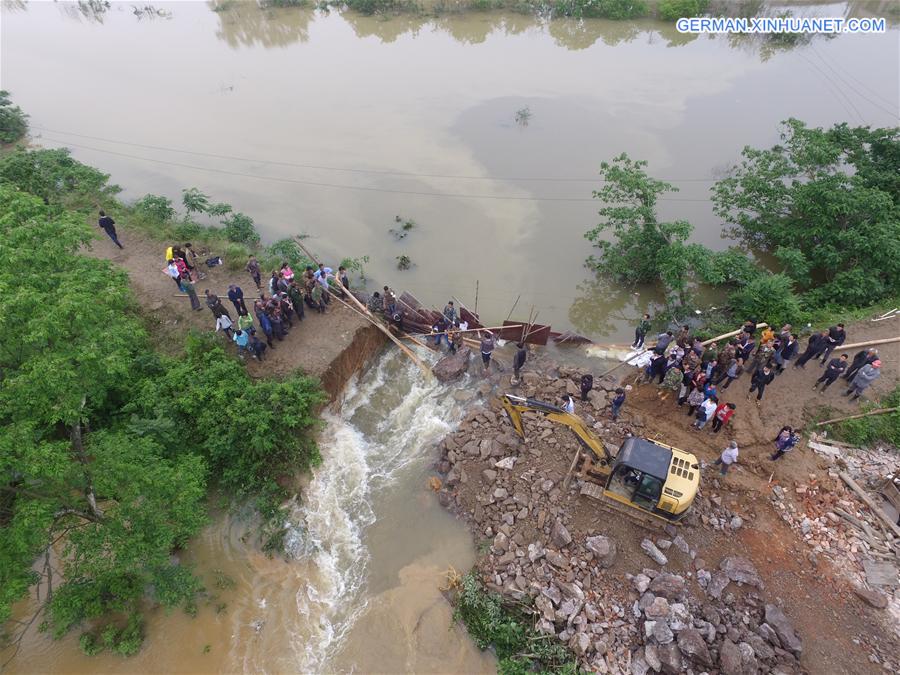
left=815, top=407, right=899, bottom=427
left=292, top=237, right=432, bottom=378
left=839, top=471, right=900, bottom=540
left=410, top=325, right=523, bottom=338
left=700, top=323, right=768, bottom=347
left=839, top=336, right=900, bottom=350
left=563, top=449, right=581, bottom=492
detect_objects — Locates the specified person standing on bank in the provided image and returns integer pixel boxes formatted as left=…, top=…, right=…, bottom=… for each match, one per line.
left=513, top=342, right=527, bottom=382
left=819, top=323, right=846, bottom=365
left=580, top=372, right=594, bottom=402
left=179, top=275, right=203, bottom=311
left=480, top=331, right=496, bottom=374
left=713, top=441, right=739, bottom=476
left=632, top=314, right=651, bottom=350
left=794, top=330, right=829, bottom=369
left=246, top=255, right=262, bottom=290
left=227, top=285, right=247, bottom=315
left=843, top=360, right=882, bottom=401
left=748, top=364, right=775, bottom=404
left=771, top=426, right=798, bottom=461
left=844, top=348, right=878, bottom=382
left=443, top=301, right=457, bottom=325
left=813, top=354, right=848, bottom=392
left=98, top=210, right=124, bottom=249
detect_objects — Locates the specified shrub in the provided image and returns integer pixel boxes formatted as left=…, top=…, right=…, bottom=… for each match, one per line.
left=657, top=0, right=707, bottom=21
left=224, top=242, right=251, bottom=271
left=222, top=212, right=260, bottom=246
left=727, top=273, right=804, bottom=326
left=181, top=188, right=211, bottom=215
left=134, top=194, right=176, bottom=223
left=0, top=90, right=28, bottom=144
left=266, top=238, right=314, bottom=270
left=829, top=386, right=900, bottom=447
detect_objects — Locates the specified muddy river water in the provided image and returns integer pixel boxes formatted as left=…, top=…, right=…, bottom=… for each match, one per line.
left=2, top=1, right=898, bottom=673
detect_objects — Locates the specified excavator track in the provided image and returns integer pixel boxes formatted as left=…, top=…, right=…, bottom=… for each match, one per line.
left=579, top=481, right=675, bottom=532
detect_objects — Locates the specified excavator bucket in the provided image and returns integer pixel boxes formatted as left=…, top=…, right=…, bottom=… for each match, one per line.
left=501, top=395, right=526, bottom=438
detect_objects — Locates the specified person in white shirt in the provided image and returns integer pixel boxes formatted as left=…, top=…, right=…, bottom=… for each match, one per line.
left=714, top=441, right=739, bottom=475
left=215, top=313, right=233, bottom=339
left=563, top=395, right=575, bottom=414
left=165, top=259, right=181, bottom=288
left=459, top=319, right=469, bottom=332
left=692, top=396, right=718, bottom=431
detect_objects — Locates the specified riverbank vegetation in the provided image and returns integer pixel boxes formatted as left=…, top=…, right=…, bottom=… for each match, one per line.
left=453, top=573, right=580, bottom=674
left=585, top=119, right=900, bottom=333
left=0, top=128, right=326, bottom=656
left=0, top=91, right=28, bottom=145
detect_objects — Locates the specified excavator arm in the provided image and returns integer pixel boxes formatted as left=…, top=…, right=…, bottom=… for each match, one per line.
left=501, top=394, right=614, bottom=466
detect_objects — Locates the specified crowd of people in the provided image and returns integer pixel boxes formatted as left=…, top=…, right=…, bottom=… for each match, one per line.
left=161, top=239, right=362, bottom=361
left=627, top=316, right=884, bottom=476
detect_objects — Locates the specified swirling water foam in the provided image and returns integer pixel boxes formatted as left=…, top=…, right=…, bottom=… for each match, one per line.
left=284, top=349, right=467, bottom=672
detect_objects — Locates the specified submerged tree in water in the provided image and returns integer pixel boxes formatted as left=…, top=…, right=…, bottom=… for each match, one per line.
left=584, top=153, right=712, bottom=309
left=713, top=119, right=900, bottom=309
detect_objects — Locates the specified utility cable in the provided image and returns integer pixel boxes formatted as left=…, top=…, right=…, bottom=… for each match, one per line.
left=33, top=125, right=720, bottom=184
left=39, top=136, right=716, bottom=204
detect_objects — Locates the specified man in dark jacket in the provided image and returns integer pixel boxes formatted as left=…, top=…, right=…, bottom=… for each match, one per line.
left=205, top=290, right=231, bottom=320
left=844, top=348, right=878, bottom=381
left=794, top=330, right=829, bottom=369
left=98, top=210, right=123, bottom=249
left=227, top=285, right=247, bottom=315
left=632, top=314, right=651, bottom=349
left=747, top=365, right=775, bottom=403
left=513, top=343, right=527, bottom=381
left=813, top=354, right=848, bottom=391
left=818, top=323, right=846, bottom=365
left=580, top=373, right=594, bottom=402
left=774, top=334, right=798, bottom=373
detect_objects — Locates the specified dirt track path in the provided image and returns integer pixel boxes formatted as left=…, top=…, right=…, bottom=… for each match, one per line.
left=84, top=227, right=374, bottom=393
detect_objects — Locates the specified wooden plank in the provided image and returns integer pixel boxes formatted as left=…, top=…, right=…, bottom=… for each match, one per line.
left=816, top=408, right=899, bottom=427
left=839, top=471, right=900, bottom=540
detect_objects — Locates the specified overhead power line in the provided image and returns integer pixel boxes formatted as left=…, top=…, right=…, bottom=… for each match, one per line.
left=39, top=136, right=716, bottom=204
left=33, top=125, right=720, bottom=184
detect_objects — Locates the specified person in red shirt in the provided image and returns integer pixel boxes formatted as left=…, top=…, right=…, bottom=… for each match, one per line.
left=710, top=402, right=736, bottom=433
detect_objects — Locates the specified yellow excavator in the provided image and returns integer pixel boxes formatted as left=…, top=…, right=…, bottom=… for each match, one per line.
left=500, top=394, right=700, bottom=525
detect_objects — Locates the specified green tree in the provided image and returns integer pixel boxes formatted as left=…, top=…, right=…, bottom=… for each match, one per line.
left=125, top=333, right=325, bottom=512
left=657, top=0, right=707, bottom=21
left=712, top=119, right=900, bottom=310
left=134, top=193, right=176, bottom=222
left=181, top=187, right=211, bottom=215
left=584, top=153, right=713, bottom=308
left=0, top=148, right=119, bottom=208
left=0, top=91, right=28, bottom=144
left=222, top=212, right=261, bottom=246
left=726, top=273, right=803, bottom=326
left=0, top=187, right=206, bottom=656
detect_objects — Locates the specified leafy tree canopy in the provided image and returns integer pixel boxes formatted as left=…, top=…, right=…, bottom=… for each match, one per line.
left=0, top=91, right=28, bottom=145
left=712, top=119, right=900, bottom=309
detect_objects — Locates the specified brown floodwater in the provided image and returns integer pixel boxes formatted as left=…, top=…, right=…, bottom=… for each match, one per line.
left=2, top=0, right=897, bottom=341
left=1, top=2, right=898, bottom=672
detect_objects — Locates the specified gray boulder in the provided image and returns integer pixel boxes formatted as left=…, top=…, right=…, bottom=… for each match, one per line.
left=719, top=639, right=743, bottom=675
left=641, top=538, right=668, bottom=565
left=586, top=535, right=617, bottom=568
left=677, top=628, right=712, bottom=666
left=551, top=520, right=572, bottom=548
left=656, top=642, right=683, bottom=674
left=649, top=573, right=685, bottom=600
left=432, top=347, right=471, bottom=382
left=720, top=556, right=763, bottom=589
left=764, top=604, right=802, bottom=657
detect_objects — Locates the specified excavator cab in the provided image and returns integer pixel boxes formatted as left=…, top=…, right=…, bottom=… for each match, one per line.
left=500, top=394, right=699, bottom=524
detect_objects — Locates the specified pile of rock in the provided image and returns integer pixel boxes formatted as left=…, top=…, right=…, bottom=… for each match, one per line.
left=629, top=557, right=803, bottom=675
left=433, top=369, right=815, bottom=673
